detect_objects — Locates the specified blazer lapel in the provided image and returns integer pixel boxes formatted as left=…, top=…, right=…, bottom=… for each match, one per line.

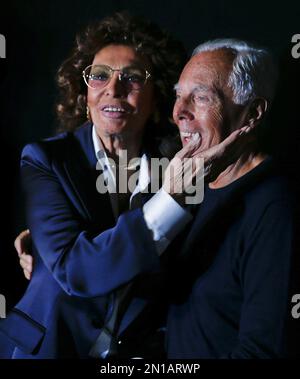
left=63, top=123, right=115, bottom=229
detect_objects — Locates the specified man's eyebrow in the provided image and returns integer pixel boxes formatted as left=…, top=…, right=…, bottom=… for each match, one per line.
left=193, top=84, right=216, bottom=93
left=173, top=83, right=218, bottom=94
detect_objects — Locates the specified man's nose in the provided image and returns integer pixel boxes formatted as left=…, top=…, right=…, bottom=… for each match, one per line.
left=174, top=99, right=194, bottom=121
left=104, top=72, right=126, bottom=97
left=177, top=109, right=194, bottom=121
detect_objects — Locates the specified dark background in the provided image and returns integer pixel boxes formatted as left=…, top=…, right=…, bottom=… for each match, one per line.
left=0, top=0, right=300, bottom=310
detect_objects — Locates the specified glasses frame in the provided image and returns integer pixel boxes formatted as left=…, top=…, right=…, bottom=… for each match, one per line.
left=82, top=64, right=151, bottom=90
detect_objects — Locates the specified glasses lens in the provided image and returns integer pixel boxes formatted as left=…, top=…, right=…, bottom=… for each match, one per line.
left=83, top=65, right=149, bottom=90
left=85, top=65, right=111, bottom=89
left=120, top=67, right=147, bottom=90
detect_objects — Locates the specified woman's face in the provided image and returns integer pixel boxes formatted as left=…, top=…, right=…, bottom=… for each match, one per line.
left=87, top=44, right=155, bottom=144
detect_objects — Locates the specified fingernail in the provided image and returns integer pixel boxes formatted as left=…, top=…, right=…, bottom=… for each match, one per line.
left=239, top=126, right=252, bottom=135
left=239, top=128, right=246, bottom=135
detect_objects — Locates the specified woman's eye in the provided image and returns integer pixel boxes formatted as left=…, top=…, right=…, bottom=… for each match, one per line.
left=91, top=73, right=109, bottom=81
left=124, top=74, right=142, bottom=83
left=128, top=75, right=139, bottom=82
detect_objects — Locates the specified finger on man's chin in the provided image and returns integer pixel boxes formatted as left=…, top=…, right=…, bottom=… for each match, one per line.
left=14, top=238, right=23, bottom=256
left=177, top=133, right=201, bottom=158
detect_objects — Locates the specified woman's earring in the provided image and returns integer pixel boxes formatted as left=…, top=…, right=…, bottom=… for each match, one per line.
left=86, top=106, right=91, bottom=121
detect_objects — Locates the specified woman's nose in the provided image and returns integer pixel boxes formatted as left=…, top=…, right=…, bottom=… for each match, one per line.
left=104, top=72, right=126, bottom=97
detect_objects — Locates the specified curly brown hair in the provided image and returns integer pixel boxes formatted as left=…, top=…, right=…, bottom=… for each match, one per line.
left=56, top=11, right=187, bottom=151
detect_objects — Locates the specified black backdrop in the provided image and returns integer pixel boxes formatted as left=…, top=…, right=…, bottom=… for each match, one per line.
left=0, top=0, right=300, bottom=309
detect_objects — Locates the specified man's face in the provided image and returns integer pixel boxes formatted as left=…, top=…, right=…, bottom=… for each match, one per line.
left=173, top=49, right=246, bottom=149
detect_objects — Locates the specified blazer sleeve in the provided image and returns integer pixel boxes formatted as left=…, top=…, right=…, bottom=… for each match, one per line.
left=21, top=142, right=161, bottom=298
left=227, top=199, right=294, bottom=358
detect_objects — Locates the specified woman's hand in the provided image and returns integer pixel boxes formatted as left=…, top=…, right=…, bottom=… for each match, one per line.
left=163, top=125, right=254, bottom=205
left=14, top=229, right=33, bottom=280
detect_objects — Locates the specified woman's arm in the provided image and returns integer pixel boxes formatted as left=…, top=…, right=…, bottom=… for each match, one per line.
left=21, top=143, right=160, bottom=298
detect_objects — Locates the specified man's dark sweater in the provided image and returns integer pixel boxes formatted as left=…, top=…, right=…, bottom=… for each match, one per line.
left=166, top=157, right=297, bottom=358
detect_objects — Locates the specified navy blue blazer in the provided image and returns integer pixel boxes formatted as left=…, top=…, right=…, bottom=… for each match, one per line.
left=0, top=123, right=164, bottom=358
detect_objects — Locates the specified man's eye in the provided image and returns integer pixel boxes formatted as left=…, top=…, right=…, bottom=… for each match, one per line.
left=194, top=95, right=209, bottom=102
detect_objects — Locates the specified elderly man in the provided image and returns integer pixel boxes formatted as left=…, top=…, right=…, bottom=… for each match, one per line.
left=163, top=39, right=295, bottom=358
left=12, top=39, right=295, bottom=359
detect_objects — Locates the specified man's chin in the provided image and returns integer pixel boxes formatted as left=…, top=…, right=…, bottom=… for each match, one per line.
left=181, top=136, right=203, bottom=147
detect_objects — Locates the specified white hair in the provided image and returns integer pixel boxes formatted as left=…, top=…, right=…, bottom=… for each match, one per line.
left=192, top=38, right=278, bottom=105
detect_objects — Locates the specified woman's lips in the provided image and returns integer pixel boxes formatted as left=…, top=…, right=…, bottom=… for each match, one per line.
left=102, top=111, right=128, bottom=119
left=100, top=105, right=131, bottom=119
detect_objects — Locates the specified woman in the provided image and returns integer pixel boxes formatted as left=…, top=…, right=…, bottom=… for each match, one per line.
left=2, top=12, right=248, bottom=359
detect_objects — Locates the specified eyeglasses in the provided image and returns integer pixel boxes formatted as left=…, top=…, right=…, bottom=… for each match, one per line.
left=82, top=64, right=151, bottom=91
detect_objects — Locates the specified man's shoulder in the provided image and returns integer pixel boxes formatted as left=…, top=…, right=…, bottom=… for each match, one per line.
left=222, top=157, right=295, bottom=227
left=240, top=163, right=296, bottom=233
left=245, top=165, right=294, bottom=208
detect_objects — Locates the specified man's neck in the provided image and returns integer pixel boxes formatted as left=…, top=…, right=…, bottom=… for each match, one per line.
left=209, top=150, right=268, bottom=189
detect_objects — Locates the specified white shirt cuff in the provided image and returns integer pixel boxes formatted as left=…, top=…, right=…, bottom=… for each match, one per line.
left=143, top=188, right=193, bottom=255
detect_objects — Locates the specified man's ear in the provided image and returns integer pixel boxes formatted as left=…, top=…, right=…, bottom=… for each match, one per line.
left=245, top=97, right=269, bottom=128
